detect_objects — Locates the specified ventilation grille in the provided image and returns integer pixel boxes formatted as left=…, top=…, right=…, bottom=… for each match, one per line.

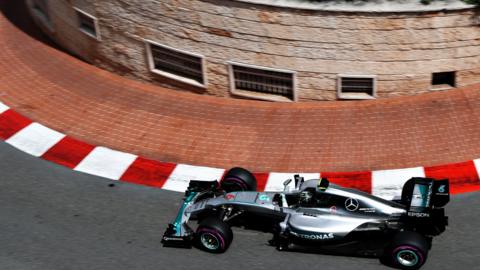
left=150, top=44, right=204, bottom=85
left=340, top=77, right=374, bottom=95
left=77, top=11, right=97, bottom=37
left=232, top=65, right=294, bottom=99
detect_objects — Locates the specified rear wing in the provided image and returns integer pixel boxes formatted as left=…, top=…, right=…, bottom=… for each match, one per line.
left=401, top=177, right=450, bottom=213
left=400, top=177, right=449, bottom=235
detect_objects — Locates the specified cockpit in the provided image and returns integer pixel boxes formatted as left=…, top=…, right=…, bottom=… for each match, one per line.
left=273, top=177, right=331, bottom=208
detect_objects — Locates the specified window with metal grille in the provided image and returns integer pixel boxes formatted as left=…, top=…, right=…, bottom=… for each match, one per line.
left=338, top=75, right=376, bottom=99
left=431, top=71, right=455, bottom=89
left=32, top=0, right=50, bottom=23
left=230, top=63, right=295, bottom=101
left=74, top=8, right=100, bottom=40
left=146, top=41, right=205, bottom=87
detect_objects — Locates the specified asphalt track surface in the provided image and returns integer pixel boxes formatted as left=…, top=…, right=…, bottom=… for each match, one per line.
left=1, top=141, right=480, bottom=270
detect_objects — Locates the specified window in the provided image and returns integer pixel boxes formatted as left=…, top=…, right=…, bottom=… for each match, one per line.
left=31, top=0, right=52, bottom=29
left=74, top=8, right=101, bottom=40
left=145, top=40, right=207, bottom=88
left=337, top=75, right=376, bottom=100
left=228, top=62, right=296, bottom=102
left=33, top=0, right=49, bottom=20
left=431, top=71, right=455, bottom=90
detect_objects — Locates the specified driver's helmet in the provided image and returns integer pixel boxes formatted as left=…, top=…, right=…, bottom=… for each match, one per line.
left=299, top=189, right=314, bottom=205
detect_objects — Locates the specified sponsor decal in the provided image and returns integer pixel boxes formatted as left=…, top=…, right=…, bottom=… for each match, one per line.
left=438, top=185, right=446, bottom=193
left=359, top=207, right=376, bottom=213
left=408, top=212, right=430, bottom=218
left=291, top=231, right=335, bottom=240
left=329, top=206, right=337, bottom=214
left=345, top=198, right=359, bottom=212
left=411, top=183, right=432, bottom=208
left=225, top=194, right=235, bottom=200
left=163, top=236, right=184, bottom=241
left=259, top=194, right=270, bottom=201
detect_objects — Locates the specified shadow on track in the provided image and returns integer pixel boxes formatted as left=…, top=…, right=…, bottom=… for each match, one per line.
left=0, top=0, right=61, bottom=49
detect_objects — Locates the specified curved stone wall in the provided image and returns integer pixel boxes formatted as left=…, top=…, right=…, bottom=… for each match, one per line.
left=27, top=0, right=480, bottom=101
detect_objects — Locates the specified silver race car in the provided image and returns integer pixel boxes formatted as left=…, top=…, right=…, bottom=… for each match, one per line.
left=162, top=167, right=449, bottom=270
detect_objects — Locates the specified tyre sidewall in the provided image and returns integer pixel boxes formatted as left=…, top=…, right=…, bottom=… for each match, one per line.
left=196, top=218, right=233, bottom=253
left=388, top=231, right=428, bottom=270
left=392, top=245, right=426, bottom=270
left=196, top=227, right=227, bottom=253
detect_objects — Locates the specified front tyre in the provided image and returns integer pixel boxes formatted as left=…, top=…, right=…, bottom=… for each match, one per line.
left=221, top=167, right=257, bottom=192
left=388, top=231, right=429, bottom=270
left=195, top=217, right=233, bottom=253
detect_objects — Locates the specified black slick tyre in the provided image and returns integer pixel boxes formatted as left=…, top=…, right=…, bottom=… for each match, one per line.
left=221, top=167, right=257, bottom=192
left=387, top=231, right=429, bottom=270
left=195, top=217, right=233, bottom=253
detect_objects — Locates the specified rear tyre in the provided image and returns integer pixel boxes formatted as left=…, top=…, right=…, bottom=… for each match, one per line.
left=387, top=231, right=429, bottom=270
left=195, top=217, right=233, bottom=253
left=221, top=167, right=257, bottom=192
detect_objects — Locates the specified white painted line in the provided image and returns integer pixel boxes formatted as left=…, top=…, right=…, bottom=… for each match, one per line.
left=162, top=164, right=225, bottom=192
left=0, top=102, right=9, bottom=114
left=372, top=167, right=425, bottom=200
left=264, top=172, right=321, bottom=192
left=474, top=159, right=480, bottom=180
left=6, top=123, right=65, bottom=157
left=74, top=147, right=137, bottom=180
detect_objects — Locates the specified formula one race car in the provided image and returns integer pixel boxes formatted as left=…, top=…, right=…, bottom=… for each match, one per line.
left=162, top=167, right=449, bottom=269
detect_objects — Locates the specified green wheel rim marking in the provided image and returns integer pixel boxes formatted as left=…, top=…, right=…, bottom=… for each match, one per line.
left=397, top=250, right=419, bottom=267
left=200, top=233, right=220, bottom=250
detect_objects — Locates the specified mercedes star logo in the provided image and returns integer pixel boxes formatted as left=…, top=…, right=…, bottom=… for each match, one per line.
left=345, top=198, right=359, bottom=211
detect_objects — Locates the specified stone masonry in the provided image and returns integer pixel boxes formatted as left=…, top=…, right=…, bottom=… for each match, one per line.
left=26, top=0, right=480, bottom=101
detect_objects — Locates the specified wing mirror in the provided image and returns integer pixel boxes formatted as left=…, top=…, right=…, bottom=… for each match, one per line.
left=294, top=174, right=304, bottom=189
left=283, top=179, right=292, bottom=191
